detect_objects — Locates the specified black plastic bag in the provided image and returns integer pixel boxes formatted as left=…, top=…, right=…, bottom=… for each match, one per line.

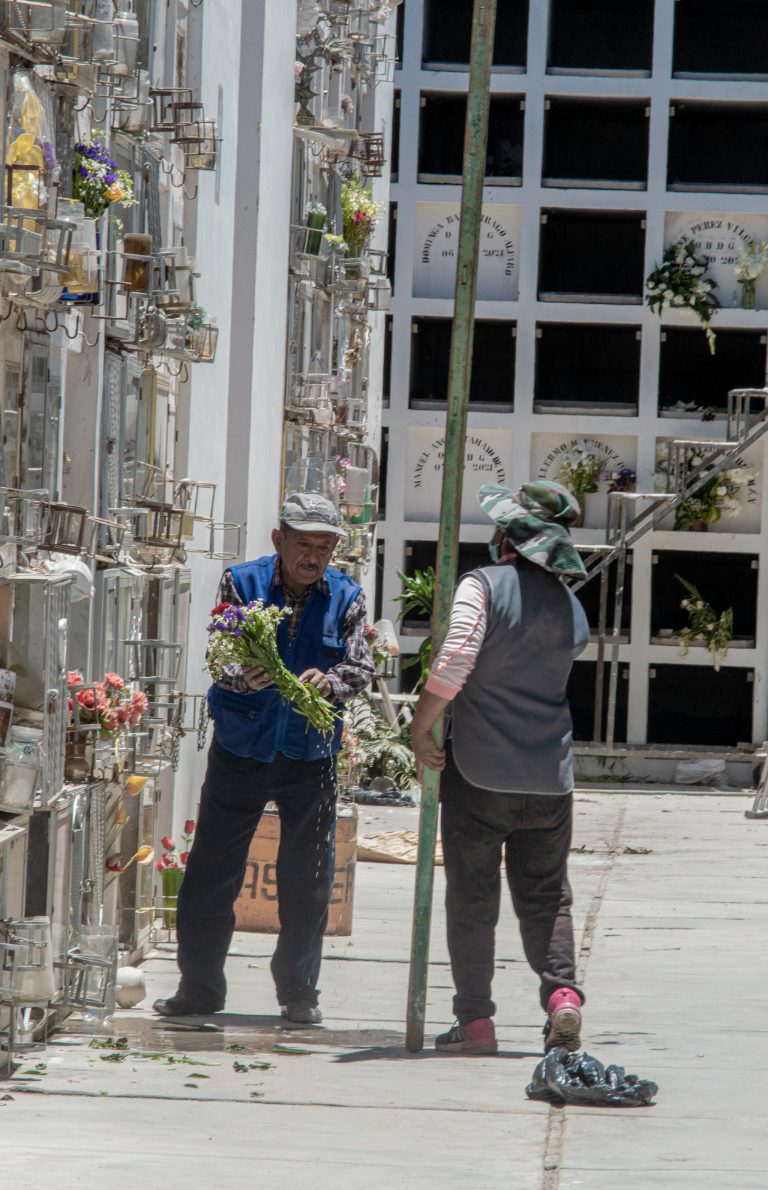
left=526, top=1047, right=658, bottom=1107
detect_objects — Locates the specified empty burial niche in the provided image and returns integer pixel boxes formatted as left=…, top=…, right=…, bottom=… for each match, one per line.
left=409, top=318, right=516, bottom=410
left=538, top=209, right=646, bottom=303
left=647, top=664, right=754, bottom=747
left=547, top=0, right=654, bottom=75
left=542, top=97, right=650, bottom=189
left=658, top=328, right=767, bottom=417
left=534, top=323, right=641, bottom=415
left=674, top=0, right=768, bottom=78
left=382, top=315, right=393, bottom=403
left=418, top=93, right=524, bottom=183
left=422, top=0, right=529, bottom=69
left=668, top=102, right=768, bottom=192
left=568, top=661, right=629, bottom=744
left=650, top=552, right=758, bottom=648
left=391, top=93, right=400, bottom=180
left=575, top=553, right=633, bottom=641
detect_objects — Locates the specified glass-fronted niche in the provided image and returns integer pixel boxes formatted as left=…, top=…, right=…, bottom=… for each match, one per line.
left=1, top=339, right=62, bottom=497
left=101, top=352, right=175, bottom=516
left=96, top=565, right=191, bottom=697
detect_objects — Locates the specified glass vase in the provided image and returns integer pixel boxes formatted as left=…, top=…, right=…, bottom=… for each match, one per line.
left=740, top=279, right=756, bottom=310
left=161, top=866, right=186, bottom=929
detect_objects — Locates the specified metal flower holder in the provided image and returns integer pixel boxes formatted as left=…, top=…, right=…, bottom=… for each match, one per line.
left=287, top=374, right=335, bottom=426
left=41, top=501, right=89, bottom=555
left=0, top=487, right=48, bottom=544
left=4, top=0, right=69, bottom=48
left=172, top=117, right=219, bottom=172
left=0, top=918, right=54, bottom=1074
left=0, top=207, right=72, bottom=276
left=59, top=926, right=118, bottom=1021
left=172, top=478, right=216, bottom=552
left=125, top=639, right=182, bottom=756
left=340, top=442, right=378, bottom=527
left=329, top=254, right=370, bottom=299
left=207, top=522, right=241, bottom=561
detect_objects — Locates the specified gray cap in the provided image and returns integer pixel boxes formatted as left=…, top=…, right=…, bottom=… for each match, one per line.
left=280, top=491, right=342, bottom=535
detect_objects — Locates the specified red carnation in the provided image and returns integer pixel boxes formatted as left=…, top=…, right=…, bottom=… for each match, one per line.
left=210, top=602, right=231, bottom=615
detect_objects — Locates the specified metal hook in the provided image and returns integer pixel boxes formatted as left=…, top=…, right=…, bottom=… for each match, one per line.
left=159, top=158, right=175, bottom=176
left=161, top=357, right=184, bottom=377
left=180, top=363, right=190, bottom=384
left=0, top=296, right=14, bottom=322
left=83, top=328, right=101, bottom=349
left=15, top=309, right=28, bottom=333
left=44, top=310, right=59, bottom=334
left=182, top=182, right=198, bottom=200
left=73, top=95, right=92, bottom=114
left=61, top=312, right=81, bottom=341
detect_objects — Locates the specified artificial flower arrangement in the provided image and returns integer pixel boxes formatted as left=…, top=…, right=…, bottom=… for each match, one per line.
left=67, top=670, right=149, bottom=738
left=206, top=600, right=338, bottom=734
left=156, top=820, right=196, bottom=873
left=673, top=467, right=754, bottom=530
left=645, top=241, right=719, bottom=354
left=325, top=176, right=383, bottom=257
left=734, top=239, right=768, bottom=309
left=73, top=135, right=136, bottom=220
left=603, top=467, right=637, bottom=494
left=676, top=576, right=733, bottom=671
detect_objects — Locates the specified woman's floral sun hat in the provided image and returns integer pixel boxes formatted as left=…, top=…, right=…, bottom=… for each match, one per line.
left=477, top=480, right=587, bottom=578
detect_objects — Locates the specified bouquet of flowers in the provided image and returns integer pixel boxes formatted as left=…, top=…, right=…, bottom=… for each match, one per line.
left=73, top=135, right=136, bottom=220
left=673, top=466, right=754, bottom=529
left=676, top=576, right=733, bottom=671
left=67, top=670, right=149, bottom=738
left=645, top=241, right=719, bottom=354
left=603, top=467, right=637, bottom=494
left=206, top=600, right=338, bottom=734
left=325, top=176, right=383, bottom=257
left=734, top=240, right=768, bottom=309
left=557, top=442, right=606, bottom=498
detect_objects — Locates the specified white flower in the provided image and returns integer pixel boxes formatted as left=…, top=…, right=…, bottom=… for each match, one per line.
left=664, top=289, right=674, bottom=300
left=672, top=294, right=685, bottom=305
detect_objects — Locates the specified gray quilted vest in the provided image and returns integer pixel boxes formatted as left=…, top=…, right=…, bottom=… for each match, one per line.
left=452, top=559, right=589, bottom=794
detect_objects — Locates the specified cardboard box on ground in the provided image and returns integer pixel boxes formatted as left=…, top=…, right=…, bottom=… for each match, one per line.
left=234, top=805, right=357, bottom=936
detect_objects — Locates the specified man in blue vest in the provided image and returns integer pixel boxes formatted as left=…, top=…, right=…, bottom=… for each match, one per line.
left=411, top=481, right=589, bottom=1056
left=154, top=493, right=375, bottom=1024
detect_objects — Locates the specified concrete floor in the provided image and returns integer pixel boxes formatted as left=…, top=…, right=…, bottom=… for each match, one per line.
left=2, top=790, right=767, bottom=1189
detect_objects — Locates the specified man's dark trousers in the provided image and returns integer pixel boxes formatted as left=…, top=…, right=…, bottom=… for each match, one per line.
left=441, top=747, right=584, bottom=1022
left=176, top=734, right=337, bottom=1009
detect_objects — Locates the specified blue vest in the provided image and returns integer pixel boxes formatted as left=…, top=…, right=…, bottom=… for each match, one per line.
left=207, top=556, right=360, bottom=762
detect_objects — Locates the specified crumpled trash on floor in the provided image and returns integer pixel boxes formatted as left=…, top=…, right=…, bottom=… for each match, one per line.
left=526, top=1047, right=658, bottom=1107
left=674, top=758, right=727, bottom=786
left=357, top=830, right=444, bottom=865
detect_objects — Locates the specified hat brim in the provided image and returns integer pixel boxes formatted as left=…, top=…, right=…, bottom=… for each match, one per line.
left=282, top=518, right=343, bottom=536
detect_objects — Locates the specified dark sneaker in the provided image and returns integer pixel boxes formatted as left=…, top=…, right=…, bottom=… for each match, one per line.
left=435, top=1017, right=498, bottom=1055
left=543, top=1005, right=582, bottom=1053
left=153, top=995, right=223, bottom=1017
left=281, top=1001, right=322, bottom=1025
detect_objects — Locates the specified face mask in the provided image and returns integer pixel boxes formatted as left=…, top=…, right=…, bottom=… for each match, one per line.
left=488, top=538, right=500, bottom=563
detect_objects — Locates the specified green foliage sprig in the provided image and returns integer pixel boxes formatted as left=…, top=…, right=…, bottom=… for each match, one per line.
left=676, top=576, right=733, bottom=671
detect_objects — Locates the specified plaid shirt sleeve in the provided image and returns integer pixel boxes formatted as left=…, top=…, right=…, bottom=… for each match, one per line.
left=212, top=570, right=250, bottom=694
left=324, top=590, right=376, bottom=702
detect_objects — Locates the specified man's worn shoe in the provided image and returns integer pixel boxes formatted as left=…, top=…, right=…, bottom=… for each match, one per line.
left=281, top=1001, right=322, bottom=1025
left=543, top=989, right=582, bottom=1052
left=153, top=995, right=223, bottom=1017
left=435, top=1017, right=498, bottom=1055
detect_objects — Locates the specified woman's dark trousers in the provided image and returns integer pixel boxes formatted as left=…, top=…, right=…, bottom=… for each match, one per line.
left=441, top=749, right=584, bottom=1023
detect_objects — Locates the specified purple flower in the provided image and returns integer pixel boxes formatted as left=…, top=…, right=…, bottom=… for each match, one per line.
left=41, top=142, right=56, bottom=170
left=104, top=173, right=117, bottom=184
left=75, top=143, right=87, bottom=154
left=78, top=164, right=89, bottom=177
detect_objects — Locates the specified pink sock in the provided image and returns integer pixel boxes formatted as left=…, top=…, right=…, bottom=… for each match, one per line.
left=547, top=988, right=582, bottom=1015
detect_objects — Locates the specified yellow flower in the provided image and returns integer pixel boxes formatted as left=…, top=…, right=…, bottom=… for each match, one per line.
left=105, top=184, right=125, bottom=202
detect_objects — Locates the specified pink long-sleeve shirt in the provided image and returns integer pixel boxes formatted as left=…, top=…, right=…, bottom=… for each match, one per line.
left=425, top=574, right=488, bottom=700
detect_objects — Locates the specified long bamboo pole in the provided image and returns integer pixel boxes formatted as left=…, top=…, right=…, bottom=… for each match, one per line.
left=404, top=0, right=498, bottom=1054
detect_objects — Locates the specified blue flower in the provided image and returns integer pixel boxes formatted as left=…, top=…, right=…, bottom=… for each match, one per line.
left=104, top=173, right=117, bottom=184
left=78, top=164, right=89, bottom=177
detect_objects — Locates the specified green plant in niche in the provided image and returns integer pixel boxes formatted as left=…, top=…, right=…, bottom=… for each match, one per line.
left=676, top=575, right=733, bottom=671
left=645, top=240, right=719, bottom=354
left=394, top=566, right=436, bottom=692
